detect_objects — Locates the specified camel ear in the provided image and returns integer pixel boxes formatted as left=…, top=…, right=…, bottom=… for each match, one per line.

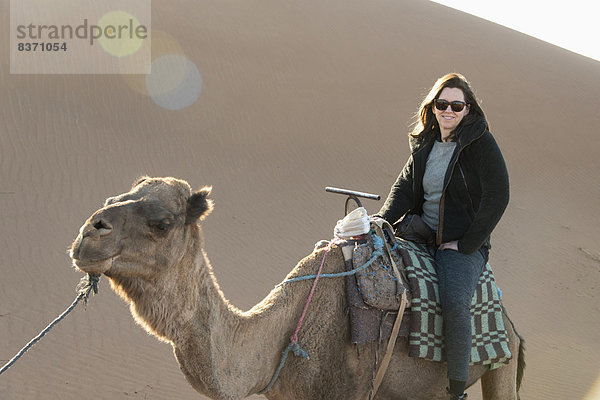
left=186, top=186, right=214, bottom=224
left=133, top=175, right=150, bottom=188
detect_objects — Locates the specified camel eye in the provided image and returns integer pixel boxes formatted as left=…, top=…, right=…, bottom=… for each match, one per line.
left=148, top=218, right=171, bottom=232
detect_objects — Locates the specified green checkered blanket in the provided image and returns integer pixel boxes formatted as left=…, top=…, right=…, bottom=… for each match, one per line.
left=397, top=239, right=512, bottom=367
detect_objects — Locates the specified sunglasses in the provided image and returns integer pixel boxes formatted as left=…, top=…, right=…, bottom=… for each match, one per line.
left=433, top=99, right=468, bottom=112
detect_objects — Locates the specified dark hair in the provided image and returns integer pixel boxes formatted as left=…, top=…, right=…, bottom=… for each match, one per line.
left=409, top=73, right=486, bottom=139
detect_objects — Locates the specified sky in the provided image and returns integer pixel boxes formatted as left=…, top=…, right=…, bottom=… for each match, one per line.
left=430, top=0, right=599, bottom=62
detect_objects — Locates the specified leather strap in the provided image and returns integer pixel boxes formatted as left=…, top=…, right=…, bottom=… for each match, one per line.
left=368, top=292, right=408, bottom=400
left=367, top=218, right=410, bottom=399
left=372, top=219, right=410, bottom=304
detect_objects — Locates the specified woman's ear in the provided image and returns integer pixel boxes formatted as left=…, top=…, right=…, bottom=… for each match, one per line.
left=185, top=186, right=214, bottom=224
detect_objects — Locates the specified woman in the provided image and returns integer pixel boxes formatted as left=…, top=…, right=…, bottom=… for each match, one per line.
left=375, top=73, right=509, bottom=399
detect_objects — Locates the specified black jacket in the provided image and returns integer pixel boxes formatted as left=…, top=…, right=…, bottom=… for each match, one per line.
left=376, top=119, right=509, bottom=255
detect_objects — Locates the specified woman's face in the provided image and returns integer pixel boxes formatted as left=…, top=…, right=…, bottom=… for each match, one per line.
left=432, top=87, right=470, bottom=138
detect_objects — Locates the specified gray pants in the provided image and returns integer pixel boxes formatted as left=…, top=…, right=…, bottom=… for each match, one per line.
left=435, top=248, right=486, bottom=382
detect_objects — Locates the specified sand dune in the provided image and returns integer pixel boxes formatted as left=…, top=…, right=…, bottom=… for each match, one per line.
left=1, top=0, right=599, bottom=399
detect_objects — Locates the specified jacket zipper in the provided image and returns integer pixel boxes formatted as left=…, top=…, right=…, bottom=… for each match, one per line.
left=437, top=192, right=446, bottom=245
left=458, top=162, right=476, bottom=215
left=436, top=130, right=486, bottom=245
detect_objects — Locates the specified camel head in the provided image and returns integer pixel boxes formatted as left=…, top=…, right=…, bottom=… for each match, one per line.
left=70, top=176, right=213, bottom=278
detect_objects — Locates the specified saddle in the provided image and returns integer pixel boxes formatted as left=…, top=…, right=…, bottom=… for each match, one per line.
left=340, top=219, right=512, bottom=368
left=331, top=215, right=511, bottom=400
left=352, top=218, right=412, bottom=311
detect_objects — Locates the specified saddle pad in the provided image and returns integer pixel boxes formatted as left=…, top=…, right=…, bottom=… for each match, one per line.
left=397, top=239, right=512, bottom=367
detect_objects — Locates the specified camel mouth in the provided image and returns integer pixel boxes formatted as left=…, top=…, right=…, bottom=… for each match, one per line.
left=72, top=255, right=117, bottom=275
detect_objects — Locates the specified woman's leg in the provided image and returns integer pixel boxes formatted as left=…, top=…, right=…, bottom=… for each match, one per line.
left=435, top=248, right=485, bottom=394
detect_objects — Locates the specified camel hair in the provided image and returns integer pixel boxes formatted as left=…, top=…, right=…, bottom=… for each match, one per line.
left=70, top=176, right=525, bottom=400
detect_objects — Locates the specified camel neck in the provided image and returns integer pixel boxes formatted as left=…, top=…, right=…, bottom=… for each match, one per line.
left=157, top=242, right=306, bottom=398
left=108, top=228, right=334, bottom=399
left=171, top=246, right=338, bottom=398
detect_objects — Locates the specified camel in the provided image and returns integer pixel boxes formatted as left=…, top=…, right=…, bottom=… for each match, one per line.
left=70, top=176, right=524, bottom=400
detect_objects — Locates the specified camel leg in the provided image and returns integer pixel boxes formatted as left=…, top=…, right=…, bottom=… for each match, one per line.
left=480, top=310, right=525, bottom=400
left=480, top=361, right=518, bottom=400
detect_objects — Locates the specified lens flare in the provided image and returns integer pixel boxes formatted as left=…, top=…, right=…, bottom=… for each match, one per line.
left=119, top=30, right=183, bottom=94
left=145, top=54, right=203, bottom=110
left=97, top=10, right=146, bottom=57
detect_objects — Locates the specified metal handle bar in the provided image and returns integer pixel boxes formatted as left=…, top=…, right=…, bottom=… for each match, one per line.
left=325, top=187, right=381, bottom=215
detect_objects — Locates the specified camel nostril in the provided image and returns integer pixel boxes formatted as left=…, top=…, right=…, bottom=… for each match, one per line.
left=93, top=220, right=108, bottom=230
left=93, top=219, right=113, bottom=235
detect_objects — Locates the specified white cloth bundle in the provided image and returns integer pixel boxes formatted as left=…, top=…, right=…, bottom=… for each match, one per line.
left=334, top=207, right=371, bottom=238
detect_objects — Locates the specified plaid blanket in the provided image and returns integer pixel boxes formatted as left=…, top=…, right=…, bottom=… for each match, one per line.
left=395, top=239, right=512, bottom=367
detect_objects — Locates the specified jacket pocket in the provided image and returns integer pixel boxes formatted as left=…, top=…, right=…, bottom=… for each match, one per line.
left=394, top=214, right=436, bottom=245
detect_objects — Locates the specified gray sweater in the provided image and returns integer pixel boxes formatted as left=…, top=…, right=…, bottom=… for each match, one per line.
left=422, top=140, right=456, bottom=231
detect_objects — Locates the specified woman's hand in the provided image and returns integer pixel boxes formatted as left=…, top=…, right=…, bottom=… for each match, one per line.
left=439, top=240, right=459, bottom=251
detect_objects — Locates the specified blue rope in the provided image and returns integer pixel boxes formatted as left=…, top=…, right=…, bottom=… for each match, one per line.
left=275, top=249, right=384, bottom=288
left=0, top=274, right=100, bottom=376
left=276, top=234, right=384, bottom=288
left=261, top=236, right=384, bottom=394
left=257, top=342, right=309, bottom=394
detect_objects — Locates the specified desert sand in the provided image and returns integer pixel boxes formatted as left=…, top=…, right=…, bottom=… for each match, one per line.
left=1, top=0, right=599, bottom=399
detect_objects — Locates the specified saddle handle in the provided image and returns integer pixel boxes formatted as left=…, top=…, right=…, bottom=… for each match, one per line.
left=325, top=187, right=381, bottom=216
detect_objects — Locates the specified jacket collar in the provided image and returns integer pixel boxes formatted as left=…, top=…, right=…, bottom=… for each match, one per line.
left=409, top=118, right=488, bottom=153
